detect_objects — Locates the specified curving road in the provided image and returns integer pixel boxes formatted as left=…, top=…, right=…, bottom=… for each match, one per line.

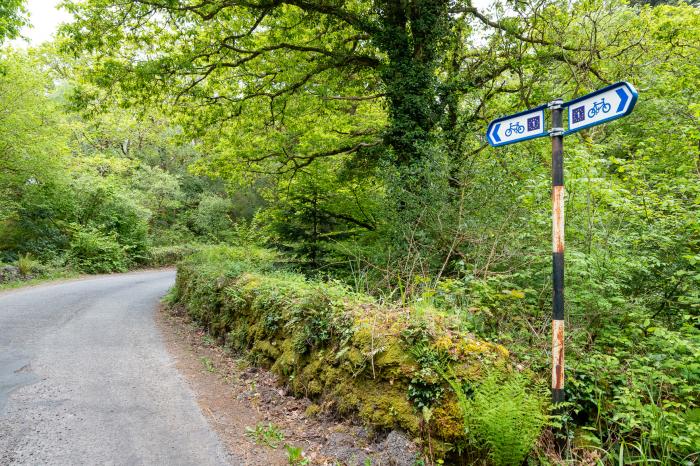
left=0, top=270, right=235, bottom=466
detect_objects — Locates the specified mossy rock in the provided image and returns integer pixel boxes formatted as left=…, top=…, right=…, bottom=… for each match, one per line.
left=431, top=397, right=466, bottom=442
left=209, top=318, right=229, bottom=338
left=270, top=338, right=298, bottom=377
left=318, top=364, right=346, bottom=391
left=344, top=347, right=366, bottom=369
left=333, top=385, right=361, bottom=416
left=305, top=403, right=322, bottom=418
left=350, top=327, right=373, bottom=352
left=374, top=340, right=408, bottom=368
left=252, top=339, right=280, bottom=361
left=305, top=379, right=323, bottom=397
left=374, top=338, right=415, bottom=380
left=225, top=319, right=250, bottom=351
left=355, top=382, right=420, bottom=434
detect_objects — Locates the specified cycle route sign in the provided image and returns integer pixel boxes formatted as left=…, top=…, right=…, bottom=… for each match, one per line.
left=564, top=81, right=637, bottom=135
left=486, top=104, right=547, bottom=147
left=485, top=81, right=638, bottom=147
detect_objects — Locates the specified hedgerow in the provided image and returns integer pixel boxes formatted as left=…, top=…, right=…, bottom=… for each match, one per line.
left=173, top=245, right=549, bottom=462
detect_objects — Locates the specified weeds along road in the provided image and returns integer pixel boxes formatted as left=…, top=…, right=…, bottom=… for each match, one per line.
left=0, top=270, right=236, bottom=466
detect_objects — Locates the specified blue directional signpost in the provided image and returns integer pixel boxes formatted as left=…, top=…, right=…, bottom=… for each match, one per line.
left=486, top=104, right=548, bottom=146
left=564, top=82, right=637, bottom=135
left=486, top=82, right=638, bottom=443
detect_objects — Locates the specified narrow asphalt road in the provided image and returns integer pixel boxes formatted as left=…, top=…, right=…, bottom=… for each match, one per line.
left=0, top=270, right=235, bottom=466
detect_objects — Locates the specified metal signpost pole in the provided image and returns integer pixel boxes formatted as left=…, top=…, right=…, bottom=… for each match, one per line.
left=549, top=99, right=565, bottom=408
left=549, top=100, right=566, bottom=452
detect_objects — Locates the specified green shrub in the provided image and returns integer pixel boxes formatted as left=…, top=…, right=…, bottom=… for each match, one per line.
left=425, top=270, right=700, bottom=463
left=181, top=243, right=278, bottom=276
left=68, top=224, right=128, bottom=273
left=150, top=224, right=197, bottom=247
left=17, top=253, right=40, bottom=276
left=96, top=192, right=151, bottom=265
left=70, top=176, right=152, bottom=266
left=568, top=318, right=700, bottom=462
left=147, top=243, right=201, bottom=267
left=231, top=216, right=269, bottom=245
left=193, top=194, right=234, bottom=240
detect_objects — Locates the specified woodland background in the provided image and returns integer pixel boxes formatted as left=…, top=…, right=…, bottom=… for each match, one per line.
left=0, top=0, right=698, bottom=464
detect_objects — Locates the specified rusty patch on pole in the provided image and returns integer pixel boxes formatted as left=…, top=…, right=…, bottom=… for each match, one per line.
left=551, top=320, right=565, bottom=390
left=552, top=185, right=565, bottom=253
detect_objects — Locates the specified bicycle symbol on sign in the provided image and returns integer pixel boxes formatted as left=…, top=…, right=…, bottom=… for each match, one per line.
left=587, top=98, right=612, bottom=118
left=505, top=122, right=525, bottom=137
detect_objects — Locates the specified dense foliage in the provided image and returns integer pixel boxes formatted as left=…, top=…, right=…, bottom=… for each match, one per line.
left=1, top=0, right=698, bottom=463
left=0, top=51, right=255, bottom=273
left=0, top=0, right=26, bottom=43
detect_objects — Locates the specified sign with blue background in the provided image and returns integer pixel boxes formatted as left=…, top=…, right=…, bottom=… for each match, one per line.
left=485, top=81, right=638, bottom=147
left=486, top=104, right=547, bottom=147
left=564, top=81, right=637, bottom=135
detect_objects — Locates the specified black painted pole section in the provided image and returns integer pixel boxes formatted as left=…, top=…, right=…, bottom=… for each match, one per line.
left=549, top=100, right=565, bottom=408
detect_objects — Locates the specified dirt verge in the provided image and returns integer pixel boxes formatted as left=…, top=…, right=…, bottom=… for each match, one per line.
left=155, top=304, right=417, bottom=466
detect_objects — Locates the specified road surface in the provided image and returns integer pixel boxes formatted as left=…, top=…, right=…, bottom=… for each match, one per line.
left=0, top=270, right=235, bottom=466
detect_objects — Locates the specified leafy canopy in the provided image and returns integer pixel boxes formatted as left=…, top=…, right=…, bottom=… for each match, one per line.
left=0, top=0, right=26, bottom=43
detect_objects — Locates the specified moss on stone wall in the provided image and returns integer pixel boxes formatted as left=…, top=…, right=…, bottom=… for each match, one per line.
left=173, top=245, right=542, bottom=461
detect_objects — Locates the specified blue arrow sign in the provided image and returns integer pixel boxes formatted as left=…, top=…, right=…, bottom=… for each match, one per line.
left=486, top=104, right=548, bottom=147
left=564, top=81, right=638, bottom=135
